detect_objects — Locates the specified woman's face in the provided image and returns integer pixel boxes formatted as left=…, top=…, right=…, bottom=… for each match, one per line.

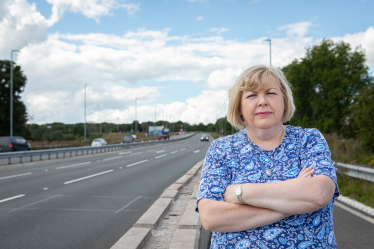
left=240, top=76, right=285, bottom=130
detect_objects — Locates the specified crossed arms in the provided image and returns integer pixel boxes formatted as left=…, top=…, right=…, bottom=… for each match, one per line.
left=198, top=166, right=336, bottom=232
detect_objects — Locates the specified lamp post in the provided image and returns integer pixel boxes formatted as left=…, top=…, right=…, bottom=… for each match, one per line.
left=154, top=105, right=156, bottom=139
left=117, top=117, right=119, bottom=132
left=10, top=50, right=19, bottom=137
left=263, top=39, right=271, bottom=66
left=135, top=97, right=137, bottom=136
left=84, top=84, right=88, bottom=142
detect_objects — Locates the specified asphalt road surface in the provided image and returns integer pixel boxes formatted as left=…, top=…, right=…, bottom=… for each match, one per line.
left=0, top=133, right=211, bottom=249
left=1, top=133, right=373, bottom=248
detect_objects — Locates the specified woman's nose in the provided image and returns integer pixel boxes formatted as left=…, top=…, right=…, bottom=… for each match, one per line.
left=257, top=94, right=268, bottom=106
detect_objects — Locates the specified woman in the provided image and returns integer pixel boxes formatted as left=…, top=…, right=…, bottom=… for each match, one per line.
left=196, top=65, right=339, bottom=249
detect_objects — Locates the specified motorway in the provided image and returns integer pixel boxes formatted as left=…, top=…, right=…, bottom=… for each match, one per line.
left=1, top=133, right=374, bottom=249
left=0, top=134, right=211, bottom=249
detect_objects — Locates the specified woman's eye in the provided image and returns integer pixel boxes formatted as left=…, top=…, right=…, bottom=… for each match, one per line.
left=267, top=92, right=275, bottom=95
left=248, top=94, right=256, bottom=98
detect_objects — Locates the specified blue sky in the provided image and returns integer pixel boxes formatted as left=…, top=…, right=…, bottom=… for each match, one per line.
left=1, top=0, right=373, bottom=124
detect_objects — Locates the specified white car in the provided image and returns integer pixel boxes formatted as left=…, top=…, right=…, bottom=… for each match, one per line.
left=91, top=138, right=107, bottom=147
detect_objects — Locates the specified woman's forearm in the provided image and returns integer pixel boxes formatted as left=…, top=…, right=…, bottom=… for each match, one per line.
left=198, top=199, right=287, bottom=233
left=240, top=175, right=335, bottom=215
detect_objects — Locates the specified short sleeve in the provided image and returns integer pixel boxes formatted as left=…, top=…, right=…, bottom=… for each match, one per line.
left=300, top=129, right=340, bottom=197
left=195, top=139, right=231, bottom=213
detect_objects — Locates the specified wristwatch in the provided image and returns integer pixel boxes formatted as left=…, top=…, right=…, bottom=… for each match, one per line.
left=235, top=184, right=246, bottom=204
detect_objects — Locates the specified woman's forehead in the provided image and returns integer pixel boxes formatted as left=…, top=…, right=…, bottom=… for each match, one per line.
left=243, top=76, right=280, bottom=92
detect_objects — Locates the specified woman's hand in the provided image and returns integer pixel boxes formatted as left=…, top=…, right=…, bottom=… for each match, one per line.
left=297, top=166, right=315, bottom=178
left=223, top=184, right=241, bottom=204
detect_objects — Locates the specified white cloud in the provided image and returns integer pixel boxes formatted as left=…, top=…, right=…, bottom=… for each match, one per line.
left=207, top=68, right=243, bottom=89
left=278, top=21, right=312, bottom=37
left=46, top=0, right=140, bottom=22
left=209, top=28, right=230, bottom=35
left=196, top=16, right=203, bottom=21
left=331, top=26, right=374, bottom=65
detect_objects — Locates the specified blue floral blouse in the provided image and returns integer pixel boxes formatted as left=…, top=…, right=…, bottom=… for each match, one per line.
left=196, top=126, right=340, bottom=249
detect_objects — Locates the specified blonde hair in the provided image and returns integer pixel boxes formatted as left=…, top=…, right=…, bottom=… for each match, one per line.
left=227, top=65, right=295, bottom=130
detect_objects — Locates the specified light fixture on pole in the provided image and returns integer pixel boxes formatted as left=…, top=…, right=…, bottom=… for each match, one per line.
left=10, top=50, right=19, bottom=137
left=263, top=39, right=272, bottom=66
left=84, top=84, right=88, bottom=142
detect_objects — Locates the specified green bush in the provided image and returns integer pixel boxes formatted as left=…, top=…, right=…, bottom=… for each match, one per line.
left=48, top=130, right=63, bottom=141
left=63, top=134, right=76, bottom=141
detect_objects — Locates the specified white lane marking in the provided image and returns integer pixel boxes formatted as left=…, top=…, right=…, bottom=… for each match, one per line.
left=335, top=201, right=374, bottom=225
left=129, top=152, right=142, bottom=156
left=193, top=150, right=200, bottom=153
left=180, top=148, right=186, bottom=151
left=147, top=149, right=155, bottom=152
left=115, top=195, right=142, bottom=213
left=56, top=162, right=91, bottom=170
left=0, top=194, right=25, bottom=204
left=0, top=172, right=32, bottom=180
left=171, top=151, right=178, bottom=154
left=156, top=150, right=165, bottom=153
left=119, top=151, right=132, bottom=155
left=64, top=170, right=113, bottom=184
left=10, top=194, right=61, bottom=212
left=127, top=160, right=149, bottom=167
left=155, top=154, right=167, bottom=159
left=103, top=156, right=123, bottom=161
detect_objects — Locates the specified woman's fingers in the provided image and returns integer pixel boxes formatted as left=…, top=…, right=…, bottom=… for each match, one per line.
left=298, top=166, right=314, bottom=178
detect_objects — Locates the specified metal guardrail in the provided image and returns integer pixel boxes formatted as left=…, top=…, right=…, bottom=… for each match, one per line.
left=0, top=133, right=195, bottom=165
left=334, top=162, right=374, bottom=183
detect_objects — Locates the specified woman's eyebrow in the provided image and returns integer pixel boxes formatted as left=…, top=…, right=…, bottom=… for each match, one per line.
left=265, top=88, right=277, bottom=91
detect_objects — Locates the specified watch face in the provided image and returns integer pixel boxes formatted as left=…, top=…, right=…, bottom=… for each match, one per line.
left=235, top=188, right=241, bottom=196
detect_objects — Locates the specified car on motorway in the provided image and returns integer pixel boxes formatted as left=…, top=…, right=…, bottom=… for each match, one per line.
left=200, top=133, right=209, bottom=142
left=91, top=138, right=107, bottom=147
left=0, top=136, right=30, bottom=152
left=175, top=132, right=179, bottom=135
left=123, top=135, right=136, bottom=143
left=158, top=135, right=169, bottom=140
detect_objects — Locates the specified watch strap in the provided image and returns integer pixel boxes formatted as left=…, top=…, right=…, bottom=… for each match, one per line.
left=236, top=184, right=246, bottom=204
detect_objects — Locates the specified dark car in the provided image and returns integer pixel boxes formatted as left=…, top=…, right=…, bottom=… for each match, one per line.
left=158, top=135, right=169, bottom=140
left=123, top=135, right=136, bottom=143
left=0, top=136, right=30, bottom=152
left=200, top=133, right=209, bottom=142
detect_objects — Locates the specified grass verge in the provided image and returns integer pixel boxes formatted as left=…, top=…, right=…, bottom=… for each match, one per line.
left=337, top=171, right=374, bottom=208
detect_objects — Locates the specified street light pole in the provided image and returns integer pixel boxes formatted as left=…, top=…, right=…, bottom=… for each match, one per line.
left=10, top=50, right=19, bottom=137
left=135, top=97, right=137, bottom=136
left=263, top=39, right=271, bottom=66
left=117, top=117, right=119, bottom=132
left=154, top=105, right=156, bottom=139
left=84, top=84, right=88, bottom=142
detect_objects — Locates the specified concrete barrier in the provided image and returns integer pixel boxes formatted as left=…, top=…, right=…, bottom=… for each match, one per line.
left=111, top=159, right=206, bottom=249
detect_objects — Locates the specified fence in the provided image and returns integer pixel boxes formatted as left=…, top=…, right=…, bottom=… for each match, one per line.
left=0, top=133, right=195, bottom=165
left=334, top=162, right=374, bottom=183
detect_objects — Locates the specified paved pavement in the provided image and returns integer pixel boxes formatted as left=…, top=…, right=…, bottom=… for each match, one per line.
left=0, top=134, right=211, bottom=249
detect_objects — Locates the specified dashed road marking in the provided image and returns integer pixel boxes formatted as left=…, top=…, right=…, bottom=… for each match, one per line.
left=193, top=150, right=200, bottom=153
left=56, top=162, right=91, bottom=169
left=103, top=156, right=123, bottom=161
left=180, top=148, right=186, bottom=151
left=64, top=170, right=113, bottom=184
left=171, top=151, right=178, bottom=154
left=155, top=154, right=167, bottom=159
left=127, top=160, right=149, bottom=167
left=119, top=151, right=132, bottom=155
left=156, top=150, right=165, bottom=153
left=129, top=152, right=142, bottom=156
left=0, top=194, right=25, bottom=204
left=0, top=173, right=32, bottom=180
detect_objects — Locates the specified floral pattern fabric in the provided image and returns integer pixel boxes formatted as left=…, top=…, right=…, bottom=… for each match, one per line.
left=196, top=126, right=340, bottom=249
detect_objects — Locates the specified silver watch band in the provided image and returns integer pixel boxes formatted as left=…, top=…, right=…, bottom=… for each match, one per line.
left=236, top=184, right=246, bottom=204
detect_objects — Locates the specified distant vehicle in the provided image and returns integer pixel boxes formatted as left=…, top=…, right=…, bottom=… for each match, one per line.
left=131, top=135, right=137, bottom=141
left=123, top=135, right=136, bottom=143
left=158, top=135, right=169, bottom=140
left=91, top=138, right=107, bottom=147
left=200, top=133, right=209, bottom=142
left=175, top=132, right=179, bottom=135
left=0, top=136, right=30, bottom=152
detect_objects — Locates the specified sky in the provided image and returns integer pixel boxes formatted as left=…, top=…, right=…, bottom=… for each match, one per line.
left=1, top=0, right=374, bottom=125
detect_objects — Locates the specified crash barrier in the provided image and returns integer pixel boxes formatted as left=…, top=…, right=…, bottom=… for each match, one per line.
left=0, top=133, right=195, bottom=165
left=111, top=159, right=211, bottom=249
left=334, top=161, right=374, bottom=183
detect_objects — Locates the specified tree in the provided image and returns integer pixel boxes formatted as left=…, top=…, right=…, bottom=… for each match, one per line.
left=352, top=83, right=374, bottom=151
left=0, top=60, right=29, bottom=138
left=282, top=40, right=371, bottom=134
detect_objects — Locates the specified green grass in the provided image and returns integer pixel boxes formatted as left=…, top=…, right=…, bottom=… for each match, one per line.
left=337, top=171, right=374, bottom=208
left=324, top=133, right=374, bottom=169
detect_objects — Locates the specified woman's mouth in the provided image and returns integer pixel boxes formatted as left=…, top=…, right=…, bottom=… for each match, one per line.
left=256, top=112, right=272, bottom=116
